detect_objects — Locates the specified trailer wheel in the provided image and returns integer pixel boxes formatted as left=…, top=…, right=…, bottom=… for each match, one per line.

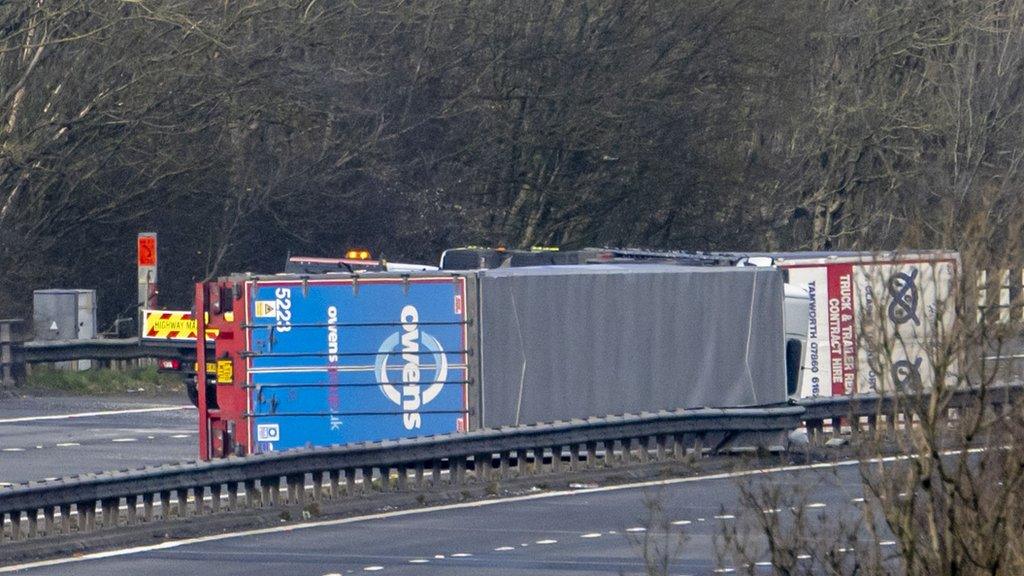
left=185, top=378, right=219, bottom=409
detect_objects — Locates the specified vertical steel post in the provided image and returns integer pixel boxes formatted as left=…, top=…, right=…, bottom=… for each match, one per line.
left=195, top=282, right=210, bottom=460
left=0, top=320, right=13, bottom=389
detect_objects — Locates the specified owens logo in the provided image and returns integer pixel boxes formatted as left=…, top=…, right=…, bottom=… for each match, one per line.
left=374, top=305, right=447, bottom=430
left=326, top=306, right=339, bottom=362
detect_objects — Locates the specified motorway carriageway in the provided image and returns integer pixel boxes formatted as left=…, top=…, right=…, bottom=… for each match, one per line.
left=0, top=395, right=196, bottom=484
left=2, top=457, right=885, bottom=576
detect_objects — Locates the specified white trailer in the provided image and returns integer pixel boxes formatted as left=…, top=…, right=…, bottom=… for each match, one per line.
left=738, top=251, right=959, bottom=397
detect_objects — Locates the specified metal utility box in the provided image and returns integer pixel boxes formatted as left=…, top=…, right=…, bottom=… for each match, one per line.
left=33, top=289, right=97, bottom=370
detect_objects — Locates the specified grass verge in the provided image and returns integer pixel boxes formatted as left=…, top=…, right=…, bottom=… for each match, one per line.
left=23, top=365, right=184, bottom=396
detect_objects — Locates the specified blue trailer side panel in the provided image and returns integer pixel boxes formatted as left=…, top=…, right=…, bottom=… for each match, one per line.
left=245, top=278, right=468, bottom=453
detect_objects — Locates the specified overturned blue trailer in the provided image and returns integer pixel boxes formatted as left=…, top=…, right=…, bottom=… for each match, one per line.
left=197, top=264, right=788, bottom=458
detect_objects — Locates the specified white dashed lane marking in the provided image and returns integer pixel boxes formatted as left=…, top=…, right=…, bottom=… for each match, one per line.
left=494, top=546, right=516, bottom=551
left=409, top=559, right=429, bottom=563
left=0, top=405, right=193, bottom=424
left=806, top=502, right=826, bottom=508
left=362, top=566, right=383, bottom=572
left=535, top=539, right=558, bottom=545
left=581, top=532, right=603, bottom=538
left=0, top=433, right=190, bottom=453
left=450, top=552, right=472, bottom=557
left=625, top=527, right=646, bottom=533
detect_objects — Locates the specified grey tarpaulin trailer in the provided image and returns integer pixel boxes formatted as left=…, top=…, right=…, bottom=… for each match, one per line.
left=473, top=264, right=788, bottom=427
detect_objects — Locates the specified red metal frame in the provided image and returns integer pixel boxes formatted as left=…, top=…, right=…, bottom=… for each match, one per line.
left=194, top=282, right=209, bottom=460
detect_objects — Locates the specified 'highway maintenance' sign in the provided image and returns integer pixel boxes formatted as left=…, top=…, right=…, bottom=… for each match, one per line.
left=142, top=310, right=218, bottom=341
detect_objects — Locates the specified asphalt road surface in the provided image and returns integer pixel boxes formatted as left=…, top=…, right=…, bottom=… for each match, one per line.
left=3, top=459, right=877, bottom=575
left=0, top=395, right=197, bottom=484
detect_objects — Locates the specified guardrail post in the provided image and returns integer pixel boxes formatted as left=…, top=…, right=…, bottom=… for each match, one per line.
left=27, top=510, right=38, bottom=538
left=637, top=437, right=650, bottom=463
left=414, top=462, right=425, bottom=489
left=396, top=466, right=408, bottom=491
left=431, top=460, right=442, bottom=486
left=59, top=504, right=72, bottom=533
left=126, top=495, right=138, bottom=524
left=0, top=319, right=20, bottom=389
left=550, top=446, right=562, bottom=472
left=606, top=438, right=622, bottom=461
left=452, top=457, right=466, bottom=485
left=175, top=489, right=188, bottom=518
left=515, top=449, right=528, bottom=475
left=191, top=486, right=205, bottom=515
left=210, top=484, right=222, bottom=512
left=0, top=319, right=19, bottom=387
left=43, top=505, right=54, bottom=534
left=473, top=454, right=487, bottom=482
left=691, top=435, right=704, bottom=459
left=585, top=441, right=599, bottom=467
left=78, top=501, right=95, bottom=531
left=260, top=477, right=277, bottom=505
left=311, top=471, right=324, bottom=501
left=361, top=467, right=374, bottom=492
left=806, top=419, right=824, bottom=443
left=159, top=491, right=171, bottom=519
left=141, top=494, right=153, bottom=522
left=101, top=498, right=118, bottom=526
left=569, top=444, right=581, bottom=470
left=245, top=480, right=258, bottom=507
left=328, top=471, right=341, bottom=499
left=345, top=468, right=357, bottom=495
left=227, top=482, right=239, bottom=509
left=619, top=439, right=632, bottom=463
left=10, top=511, right=22, bottom=541
left=671, top=434, right=685, bottom=459
left=286, top=474, right=303, bottom=502
left=498, top=451, right=510, bottom=478
left=654, top=435, right=667, bottom=460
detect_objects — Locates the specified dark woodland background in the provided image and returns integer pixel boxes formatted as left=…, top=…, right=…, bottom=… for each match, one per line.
left=2, top=1, right=1023, bottom=327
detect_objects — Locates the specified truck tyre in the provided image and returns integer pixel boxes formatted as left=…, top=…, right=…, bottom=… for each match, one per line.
left=186, top=378, right=219, bottom=409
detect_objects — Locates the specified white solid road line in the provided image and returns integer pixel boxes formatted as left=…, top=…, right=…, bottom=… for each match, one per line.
left=0, top=446, right=988, bottom=573
left=0, top=406, right=194, bottom=424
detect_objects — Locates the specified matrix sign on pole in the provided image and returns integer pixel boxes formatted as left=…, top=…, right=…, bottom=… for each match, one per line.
left=137, top=232, right=158, bottom=317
